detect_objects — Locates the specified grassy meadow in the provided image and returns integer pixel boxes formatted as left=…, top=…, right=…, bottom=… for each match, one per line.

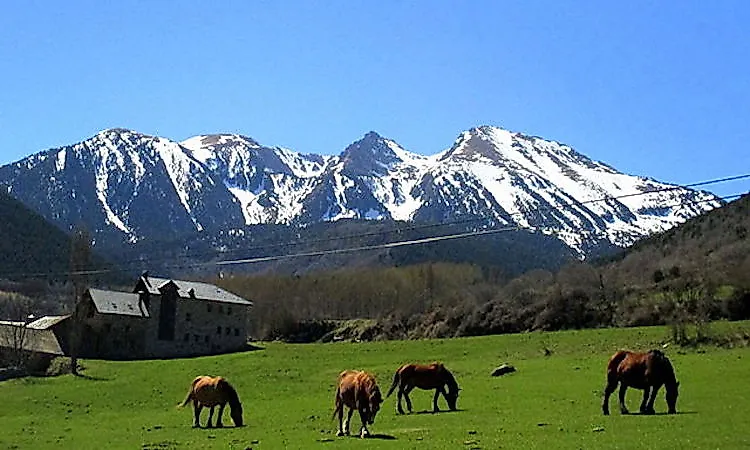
left=1, top=322, right=750, bottom=449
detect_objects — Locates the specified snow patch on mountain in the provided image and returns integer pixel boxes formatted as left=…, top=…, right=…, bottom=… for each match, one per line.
left=0, top=125, right=723, bottom=257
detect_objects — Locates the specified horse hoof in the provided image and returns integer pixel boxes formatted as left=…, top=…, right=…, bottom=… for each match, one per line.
left=360, top=431, right=370, bottom=439
left=336, top=430, right=345, bottom=437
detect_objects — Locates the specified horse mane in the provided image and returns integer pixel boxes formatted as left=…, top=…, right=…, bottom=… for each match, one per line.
left=442, top=366, right=459, bottom=394
left=648, top=350, right=678, bottom=385
left=219, top=379, right=241, bottom=408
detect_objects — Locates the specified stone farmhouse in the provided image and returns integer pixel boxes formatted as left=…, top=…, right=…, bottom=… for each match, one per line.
left=0, top=273, right=253, bottom=363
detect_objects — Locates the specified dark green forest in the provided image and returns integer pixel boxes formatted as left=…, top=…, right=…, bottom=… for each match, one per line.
left=215, top=194, right=750, bottom=342
left=1, top=185, right=748, bottom=344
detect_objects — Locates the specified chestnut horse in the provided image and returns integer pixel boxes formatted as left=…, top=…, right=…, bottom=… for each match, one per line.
left=385, top=362, right=460, bottom=414
left=333, top=370, right=383, bottom=438
left=602, top=349, right=680, bottom=415
left=180, top=376, right=244, bottom=427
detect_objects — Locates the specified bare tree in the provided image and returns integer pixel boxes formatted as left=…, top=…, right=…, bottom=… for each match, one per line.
left=69, top=226, right=91, bottom=376
left=0, top=293, right=33, bottom=368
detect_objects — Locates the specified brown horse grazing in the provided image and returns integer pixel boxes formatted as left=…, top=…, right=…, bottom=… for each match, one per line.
left=385, top=362, right=460, bottom=414
left=180, top=376, right=244, bottom=428
left=333, top=370, right=383, bottom=438
left=602, top=349, right=680, bottom=416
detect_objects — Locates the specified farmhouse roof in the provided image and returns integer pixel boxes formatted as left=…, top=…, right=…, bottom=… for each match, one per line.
left=26, top=315, right=70, bottom=330
left=89, top=288, right=150, bottom=317
left=135, top=274, right=252, bottom=306
left=0, top=324, right=65, bottom=356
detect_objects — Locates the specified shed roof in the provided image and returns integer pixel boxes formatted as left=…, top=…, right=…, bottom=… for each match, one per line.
left=89, top=288, right=150, bottom=317
left=26, top=315, right=70, bottom=330
left=135, top=275, right=252, bottom=306
left=0, top=324, right=65, bottom=356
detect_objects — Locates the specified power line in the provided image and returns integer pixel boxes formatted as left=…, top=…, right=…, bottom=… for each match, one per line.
left=0, top=173, right=747, bottom=279
left=200, top=192, right=744, bottom=269
left=94, top=172, right=750, bottom=267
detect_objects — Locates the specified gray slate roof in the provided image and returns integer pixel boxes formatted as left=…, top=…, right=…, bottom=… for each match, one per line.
left=136, top=276, right=252, bottom=306
left=89, top=288, right=150, bottom=317
left=26, top=315, right=70, bottom=330
left=0, top=325, right=65, bottom=355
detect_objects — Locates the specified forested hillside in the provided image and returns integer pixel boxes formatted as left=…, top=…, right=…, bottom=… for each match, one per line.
left=215, top=194, right=750, bottom=341
left=0, top=188, right=73, bottom=279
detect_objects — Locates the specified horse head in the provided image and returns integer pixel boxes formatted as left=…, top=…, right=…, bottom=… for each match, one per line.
left=224, top=382, right=244, bottom=426
left=366, top=386, right=383, bottom=424
left=665, top=380, right=679, bottom=414
left=230, top=401, right=244, bottom=426
left=443, top=369, right=460, bottom=411
left=445, top=387, right=460, bottom=411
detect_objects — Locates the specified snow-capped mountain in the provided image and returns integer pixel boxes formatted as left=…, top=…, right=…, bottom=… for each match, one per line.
left=0, top=126, right=721, bottom=256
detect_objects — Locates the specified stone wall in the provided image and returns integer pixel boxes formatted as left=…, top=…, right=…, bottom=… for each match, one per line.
left=144, top=295, right=249, bottom=358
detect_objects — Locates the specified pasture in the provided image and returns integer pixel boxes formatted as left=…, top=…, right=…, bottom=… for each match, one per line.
left=1, top=323, right=749, bottom=449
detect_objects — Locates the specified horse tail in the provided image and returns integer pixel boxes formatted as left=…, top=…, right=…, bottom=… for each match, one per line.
left=332, top=385, right=343, bottom=420
left=179, top=376, right=202, bottom=407
left=179, top=388, right=193, bottom=407
left=385, top=370, right=400, bottom=398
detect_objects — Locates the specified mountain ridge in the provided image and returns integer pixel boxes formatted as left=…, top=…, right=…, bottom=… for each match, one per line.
left=0, top=126, right=722, bottom=259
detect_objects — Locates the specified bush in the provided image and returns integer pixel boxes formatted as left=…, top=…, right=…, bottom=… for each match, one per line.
left=45, top=357, right=79, bottom=377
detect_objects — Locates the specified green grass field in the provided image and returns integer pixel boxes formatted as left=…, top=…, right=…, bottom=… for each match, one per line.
left=1, top=322, right=749, bottom=449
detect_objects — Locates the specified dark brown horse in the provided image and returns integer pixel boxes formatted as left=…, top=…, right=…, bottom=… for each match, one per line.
left=333, top=370, right=383, bottom=438
left=385, top=362, right=460, bottom=414
left=602, top=349, right=680, bottom=415
left=180, top=376, right=244, bottom=427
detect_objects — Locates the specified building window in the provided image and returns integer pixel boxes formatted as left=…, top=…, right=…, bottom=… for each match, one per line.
left=183, top=333, right=190, bottom=342
left=225, top=327, right=230, bottom=336
left=227, top=307, right=232, bottom=315
left=218, top=305, right=224, bottom=314
left=185, top=313, right=191, bottom=322
left=216, top=326, right=222, bottom=335
left=204, top=336, right=209, bottom=344
left=207, top=303, right=212, bottom=313
left=194, top=334, right=200, bottom=343
left=234, top=328, right=240, bottom=337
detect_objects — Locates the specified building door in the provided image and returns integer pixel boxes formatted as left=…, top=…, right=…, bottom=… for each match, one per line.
left=158, top=293, right=176, bottom=341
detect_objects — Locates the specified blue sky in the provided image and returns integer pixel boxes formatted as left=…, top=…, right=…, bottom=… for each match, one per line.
left=1, top=1, right=749, bottom=197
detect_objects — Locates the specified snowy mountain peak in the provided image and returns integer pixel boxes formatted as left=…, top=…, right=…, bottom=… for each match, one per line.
left=0, top=125, right=723, bottom=257
left=339, top=131, right=404, bottom=177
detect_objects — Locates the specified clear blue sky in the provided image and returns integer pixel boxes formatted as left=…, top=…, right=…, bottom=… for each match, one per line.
left=1, top=1, right=749, bottom=197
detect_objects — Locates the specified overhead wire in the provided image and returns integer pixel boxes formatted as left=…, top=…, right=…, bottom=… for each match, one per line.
left=94, top=172, right=750, bottom=267
left=0, top=173, right=747, bottom=279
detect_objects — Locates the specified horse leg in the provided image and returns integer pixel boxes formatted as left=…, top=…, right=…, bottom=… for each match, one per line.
left=432, top=388, right=442, bottom=413
left=602, top=380, right=617, bottom=415
left=396, top=388, right=406, bottom=414
left=646, top=384, right=660, bottom=414
left=345, top=407, right=354, bottom=435
left=403, top=386, right=414, bottom=413
left=336, top=404, right=345, bottom=437
left=193, top=401, right=203, bottom=428
left=357, top=408, right=370, bottom=439
left=639, top=387, right=651, bottom=414
left=618, top=383, right=630, bottom=414
left=216, top=403, right=226, bottom=428
left=206, top=406, right=215, bottom=428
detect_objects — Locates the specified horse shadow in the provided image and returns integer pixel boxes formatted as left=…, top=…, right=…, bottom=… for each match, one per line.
left=413, top=408, right=465, bottom=415
left=367, top=433, right=396, bottom=440
left=634, top=411, right=698, bottom=416
left=72, top=373, right=109, bottom=381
